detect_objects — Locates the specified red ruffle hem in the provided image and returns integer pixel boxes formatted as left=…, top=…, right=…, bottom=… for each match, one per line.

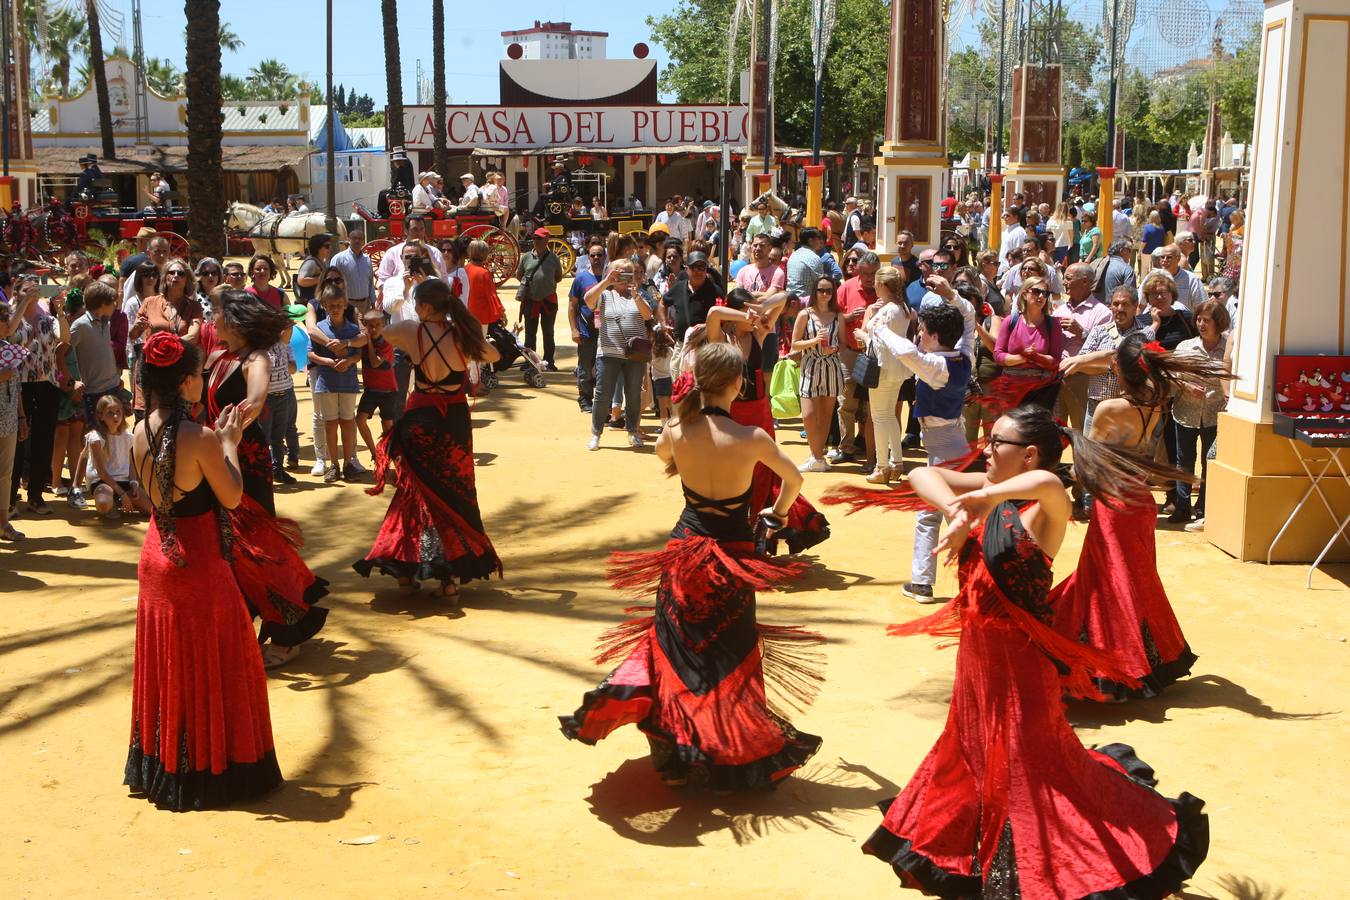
left=354, top=391, right=502, bottom=586
left=1049, top=494, right=1197, bottom=701
left=125, top=510, right=282, bottom=811
left=229, top=496, right=330, bottom=645
left=863, top=503, right=1208, bottom=897
left=560, top=536, right=825, bottom=790
left=730, top=392, right=831, bottom=554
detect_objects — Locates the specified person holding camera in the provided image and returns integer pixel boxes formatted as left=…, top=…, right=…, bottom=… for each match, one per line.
left=515, top=228, right=564, bottom=372
left=583, top=259, right=653, bottom=451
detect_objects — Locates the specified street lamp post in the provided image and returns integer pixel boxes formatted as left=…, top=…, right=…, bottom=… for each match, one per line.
left=1104, top=0, right=1121, bottom=167
left=994, top=0, right=1007, bottom=174
left=325, top=0, right=337, bottom=235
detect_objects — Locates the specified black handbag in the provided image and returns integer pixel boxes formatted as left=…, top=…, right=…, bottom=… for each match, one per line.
left=851, top=341, right=881, bottom=389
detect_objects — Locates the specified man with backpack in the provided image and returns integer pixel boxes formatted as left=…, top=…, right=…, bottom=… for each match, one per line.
left=515, top=228, right=564, bottom=371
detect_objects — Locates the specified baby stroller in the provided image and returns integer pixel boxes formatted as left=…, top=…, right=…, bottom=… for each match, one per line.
left=483, top=320, right=546, bottom=389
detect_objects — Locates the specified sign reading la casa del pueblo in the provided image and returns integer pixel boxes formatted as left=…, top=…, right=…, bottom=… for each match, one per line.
left=401, top=105, right=749, bottom=151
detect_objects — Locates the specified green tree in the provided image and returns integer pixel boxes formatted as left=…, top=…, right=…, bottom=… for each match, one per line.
left=86, top=0, right=115, bottom=160
left=382, top=0, right=405, bottom=154
left=145, top=57, right=182, bottom=95
left=245, top=59, right=300, bottom=99
left=220, top=74, right=251, bottom=100
left=1216, top=34, right=1259, bottom=144
left=647, top=0, right=888, bottom=150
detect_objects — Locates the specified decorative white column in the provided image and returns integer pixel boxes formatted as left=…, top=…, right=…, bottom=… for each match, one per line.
left=1208, top=0, right=1350, bottom=561
left=874, top=0, right=946, bottom=255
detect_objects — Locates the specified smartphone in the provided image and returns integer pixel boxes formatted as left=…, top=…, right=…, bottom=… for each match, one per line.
left=38, top=284, right=63, bottom=299
left=617, top=271, right=634, bottom=283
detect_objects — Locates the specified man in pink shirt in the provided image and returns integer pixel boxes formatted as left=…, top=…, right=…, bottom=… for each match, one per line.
left=734, top=233, right=786, bottom=298
left=1051, top=263, right=1112, bottom=429
left=828, top=251, right=880, bottom=463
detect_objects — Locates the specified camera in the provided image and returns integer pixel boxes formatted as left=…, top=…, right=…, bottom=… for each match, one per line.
left=406, top=256, right=428, bottom=276
left=617, top=271, right=634, bottom=284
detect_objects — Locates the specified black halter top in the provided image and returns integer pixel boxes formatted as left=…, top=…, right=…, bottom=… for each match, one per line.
left=672, top=407, right=755, bottom=542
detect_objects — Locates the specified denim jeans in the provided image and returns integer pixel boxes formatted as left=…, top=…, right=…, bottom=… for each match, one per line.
left=591, top=355, right=644, bottom=435
left=912, top=420, right=971, bottom=587
left=262, top=389, right=298, bottom=470
left=1174, top=422, right=1217, bottom=516
left=575, top=335, right=597, bottom=402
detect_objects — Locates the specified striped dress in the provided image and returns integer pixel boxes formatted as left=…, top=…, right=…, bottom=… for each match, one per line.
left=798, top=313, right=845, bottom=399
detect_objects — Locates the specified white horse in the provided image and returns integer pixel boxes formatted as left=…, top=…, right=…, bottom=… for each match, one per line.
left=226, top=202, right=347, bottom=284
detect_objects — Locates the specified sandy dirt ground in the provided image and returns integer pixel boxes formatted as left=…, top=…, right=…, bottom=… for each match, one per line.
left=2, top=282, right=1347, bottom=899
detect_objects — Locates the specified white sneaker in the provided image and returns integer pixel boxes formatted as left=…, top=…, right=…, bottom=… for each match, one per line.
left=346, top=457, right=368, bottom=475
left=587, top=434, right=600, bottom=451
left=798, top=457, right=829, bottom=473
left=1184, top=517, right=1206, bottom=533
left=310, top=459, right=327, bottom=476
left=629, top=432, right=644, bottom=449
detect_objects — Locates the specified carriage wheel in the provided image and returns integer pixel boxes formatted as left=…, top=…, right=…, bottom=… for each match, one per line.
left=156, top=231, right=190, bottom=261
left=460, top=224, right=520, bottom=287
left=548, top=238, right=575, bottom=276
left=625, top=229, right=649, bottom=244
left=364, top=238, right=395, bottom=273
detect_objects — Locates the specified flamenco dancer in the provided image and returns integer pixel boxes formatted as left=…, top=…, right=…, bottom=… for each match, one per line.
left=561, top=342, right=824, bottom=790
left=1049, top=333, right=1229, bottom=700
left=849, top=406, right=1208, bottom=897
left=353, top=278, right=502, bottom=603
left=205, top=291, right=329, bottom=667
left=125, top=333, right=282, bottom=810
left=675, top=287, right=831, bottom=554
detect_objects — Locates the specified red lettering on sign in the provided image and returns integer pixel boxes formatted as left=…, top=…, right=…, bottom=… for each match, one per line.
left=447, top=110, right=469, bottom=144
left=701, top=110, right=719, bottom=142
left=550, top=111, right=573, bottom=144
left=595, top=110, right=614, bottom=143
left=415, top=113, right=437, bottom=146
left=491, top=110, right=512, bottom=143
left=513, top=113, right=534, bottom=144
left=679, top=110, right=697, bottom=143
left=575, top=111, right=595, bottom=144
left=651, top=111, right=672, bottom=143
left=632, top=110, right=650, bottom=142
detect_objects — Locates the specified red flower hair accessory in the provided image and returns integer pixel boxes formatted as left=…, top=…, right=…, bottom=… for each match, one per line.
left=143, top=331, right=185, bottom=367
left=1142, top=340, right=1165, bottom=354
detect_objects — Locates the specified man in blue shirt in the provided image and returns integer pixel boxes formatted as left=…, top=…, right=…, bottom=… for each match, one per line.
left=786, top=227, right=828, bottom=299
left=569, top=237, right=607, bottom=412
left=329, top=228, right=375, bottom=311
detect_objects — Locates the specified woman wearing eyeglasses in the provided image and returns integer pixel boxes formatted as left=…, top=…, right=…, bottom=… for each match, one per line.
left=837, top=403, right=1208, bottom=896
left=991, top=276, right=1063, bottom=411
left=192, top=258, right=223, bottom=318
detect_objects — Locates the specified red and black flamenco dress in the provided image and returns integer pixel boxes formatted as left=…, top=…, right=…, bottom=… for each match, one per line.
left=675, top=336, right=830, bottom=555
left=205, top=354, right=329, bottom=645
left=1049, top=492, right=1197, bottom=701
left=561, top=439, right=824, bottom=790
left=864, top=501, right=1208, bottom=898
left=125, top=414, right=282, bottom=810
left=353, top=366, right=502, bottom=586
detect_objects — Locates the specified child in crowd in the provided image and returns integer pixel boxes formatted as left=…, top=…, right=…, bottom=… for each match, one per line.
left=863, top=302, right=971, bottom=603
left=265, top=306, right=302, bottom=485
left=307, top=288, right=366, bottom=483
left=85, top=393, right=150, bottom=520
left=53, top=288, right=87, bottom=508
left=650, top=322, right=675, bottom=422
left=356, top=308, right=398, bottom=465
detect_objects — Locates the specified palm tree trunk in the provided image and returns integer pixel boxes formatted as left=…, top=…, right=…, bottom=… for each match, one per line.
left=86, top=0, right=116, bottom=160
left=184, top=0, right=225, bottom=258
left=432, top=0, right=448, bottom=181
left=381, top=0, right=405, bottom=156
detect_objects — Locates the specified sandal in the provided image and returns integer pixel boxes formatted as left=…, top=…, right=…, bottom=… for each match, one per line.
left=262, top=643, right=301, bottom=669
left=1, top=523, right=24, bottom=541
left=435, top=582, right=460, bottom=603
left=397, top=576, right=421, bottom=591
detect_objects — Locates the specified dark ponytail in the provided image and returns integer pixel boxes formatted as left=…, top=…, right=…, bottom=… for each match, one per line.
left=1115, top=332, right=1232, bottom=408
left=1002, top=404, right=1189, bottom=503
left=410, top=278, right=491, bottom=362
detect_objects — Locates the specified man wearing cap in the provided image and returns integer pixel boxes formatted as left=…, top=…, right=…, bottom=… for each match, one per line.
left=411, top=171, right=440, bottom=215
left=71, top=154, right=103, bottom=201
left=661, top=251, right=722, bottom=335
left=455, top=173, right=483, bottom=215
left=515, top=227, right=564, bottom=370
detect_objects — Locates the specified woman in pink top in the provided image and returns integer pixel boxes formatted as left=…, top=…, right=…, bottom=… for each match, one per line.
left=244, top=254, right=288, bottom=310
left=992, top=276, right=1063, bottom=410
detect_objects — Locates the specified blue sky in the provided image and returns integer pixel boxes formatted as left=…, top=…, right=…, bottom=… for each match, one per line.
left=135, top=0, right=671, bottom=106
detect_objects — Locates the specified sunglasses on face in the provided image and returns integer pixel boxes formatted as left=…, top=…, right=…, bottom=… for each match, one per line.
left=225, top=270, right=244, bottom=278
left=815, top=286, right=833, bottom=294
left=988, top=435, right=1033, bottom=450
left=164, top=271, right=187, bottom=279
left=1026, top=287, right=1048, bottom=297
left=588, top=252, right=604, bottom=259
left=323, top=276, right=344, bottom=284
left=932, top=262, right=951, bottom=270
left=199, top=269, right=220, bottom=278
left=1206, top=290, right=1225, bottom=297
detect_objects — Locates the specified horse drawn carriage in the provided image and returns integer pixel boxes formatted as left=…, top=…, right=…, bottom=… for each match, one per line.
left=346, top=196, right=521, bottom=286
left=526, top=166, right=652, bottom=276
